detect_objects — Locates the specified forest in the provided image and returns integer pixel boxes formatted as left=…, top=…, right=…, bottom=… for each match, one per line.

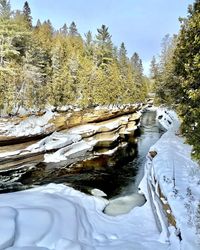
left=0, top=0, right=199, bottom=160
left=150, top=0, right=200, bottom=159
left=0, top=1, right=200, bottom=249
left=0, top=0, right=148, bottom=114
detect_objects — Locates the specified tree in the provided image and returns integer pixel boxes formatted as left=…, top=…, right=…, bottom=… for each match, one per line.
left=130, top=52, right=145, bottom=100
left=60, top=23, right=68, bottom=36
left=150, top=56, right=159, bottom=80
left=154, top=34, right=177, bottom=104
left=172, top=0, right=200, bottom=159
left=95, top=24, right=113, bottom=66
left=0, top=0, right=11, bottom=19
left=154, top=0, right=200, bottom=159
left=119, top=42, right=128, bottom=66
left=35, top=19, right=41, bottom=28
left=69, top=21, right=79, bottom=36
left=84, top=31, right=94, bottom=58
left=23, top=1, right=32, bottom=28
left=131, top=52, right=143, bottom=75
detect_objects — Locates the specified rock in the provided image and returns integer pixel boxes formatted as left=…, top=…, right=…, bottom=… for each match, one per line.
left=149, top=151, right=157, bottom=158
left=0, top=105, right=142, bottom=185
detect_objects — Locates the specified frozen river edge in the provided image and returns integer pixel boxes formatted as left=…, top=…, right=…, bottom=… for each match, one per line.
left=0, top=107, right=200, bottom=250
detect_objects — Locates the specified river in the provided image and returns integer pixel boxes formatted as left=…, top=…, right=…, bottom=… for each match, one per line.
left=0, top=110, right=162, bottom=198
left=52, top=109, right=162, bottom=198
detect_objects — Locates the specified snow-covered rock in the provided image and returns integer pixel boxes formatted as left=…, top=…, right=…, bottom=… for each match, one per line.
left=44, top=141, right=93, bottom=163
left=0, top=111, right=55, bottom=138
left=156, top=108, right=180, bottom=133
left=104, top=193, right=146, bottom=216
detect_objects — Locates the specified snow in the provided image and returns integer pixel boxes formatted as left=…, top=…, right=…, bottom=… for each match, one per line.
left=44, top=141, right=93, bottom=163
left=156, top=108, right=180, bottom=133
left=26, top=132, right=81, bottom=152
left=104, top=193, right=146, bottom=216
left=0, top=132, right=82, bottom=159
left=0, top=106, right=199, bottom=249
left=3, top=111, right=55, bottom=137
left=0, top=183, right=169, bottom=250
left=90, top=188, right=107, bottom=197
left=146, top=107, right=200, bottom=249
left=67, top=115, right=130, bottom=137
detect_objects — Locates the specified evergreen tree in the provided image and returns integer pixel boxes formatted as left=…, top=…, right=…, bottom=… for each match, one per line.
left=23, top=1, right=32, bottom=28
left=131, top=52, right=143, bottom=75
left=130, top=52, right=145, bottom=101
left=119, top=42, right=128, bottom=66
left=77, top=55, right=96, bottom=107
left=35, top=19, right=41, bottom=28
left=84, top=31, right=94, bottom=58
left=173, top=0, right=200, bottom=159
left=0, top=0, right=149, bottom=113
left=60, top=23, right=68, bottom=36
left=69, top=21, right=79, bottom=36
left=150, top=56, right=159, bottom=80
left=95, top=24, right=113, bottom=66
left=0, top=0, right=11, bottom=19
left=154, top=34, right=177, bottom=104
left=155, top=0, right=200, bottom=159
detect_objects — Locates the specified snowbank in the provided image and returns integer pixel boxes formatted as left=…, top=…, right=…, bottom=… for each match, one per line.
left=104, top=193, right=146, bottom=216
left=156, top=108, right=180, bottom=133
left=0, top=183, right=169, bottom=250
left=146, top=108, right=200, bottom=249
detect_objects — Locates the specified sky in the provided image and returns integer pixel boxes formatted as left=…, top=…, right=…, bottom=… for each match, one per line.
left=10, top=0, right=194, bottom=75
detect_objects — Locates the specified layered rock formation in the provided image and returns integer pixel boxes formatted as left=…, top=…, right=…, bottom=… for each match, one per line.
left=0, top=105, right=142, bottom=193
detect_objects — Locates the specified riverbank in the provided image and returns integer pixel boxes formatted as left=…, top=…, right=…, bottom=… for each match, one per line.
left=0, top=107, right=199, bottom=250
left=145, top=108, right=200, bottom=249
left=0, top=104, right=142, bottom=195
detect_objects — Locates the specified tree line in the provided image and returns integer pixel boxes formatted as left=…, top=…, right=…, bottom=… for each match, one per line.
left=0, top=0, right=148, bottom=114
left=150, top=0, right=200, bottom=159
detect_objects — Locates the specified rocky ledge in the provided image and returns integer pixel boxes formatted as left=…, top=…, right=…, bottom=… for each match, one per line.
left=0, top=104, right=142, bottom=193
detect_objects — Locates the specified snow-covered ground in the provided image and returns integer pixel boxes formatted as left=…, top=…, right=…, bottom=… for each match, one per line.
left=0, top=183, right=169, bottom=250
left=147, top=108, right=200, bottom=250
left=0, top=107, right=199, bottom=250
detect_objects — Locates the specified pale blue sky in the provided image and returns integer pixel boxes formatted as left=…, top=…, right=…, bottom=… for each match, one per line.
left=10, top=0, right=193, bottom=75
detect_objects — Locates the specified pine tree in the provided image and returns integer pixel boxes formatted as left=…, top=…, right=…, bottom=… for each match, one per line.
left=154, top=34, right=177, bottom=104
left=95, top=24, right=113, bottom=66
left=60, top=23, right=68, bottom=36
left=77, top=55, right=96, bottom=107
left=119, top=42, right=128, bottom=66
left=131, top=52, right=143, bottom=75
left=69, top=21, right=79, bottom=36
left=23, top=1, right=32, bottom=28
left=150, top=56, right=159, bottom=80
left=84, top=31, right=94, bottom=58
left=22, top=43, right=49, bottom=110
left=35, top=19, right=41, bottom=28
left=130, top=52, right=145, bottom=101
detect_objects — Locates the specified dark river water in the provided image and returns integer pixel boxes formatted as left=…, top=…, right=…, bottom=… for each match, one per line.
left=118, top=109, right=162, bottom=197
left=58, top=110, right=162, bottom=198
left=0, top=110, right=162, bottom=198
